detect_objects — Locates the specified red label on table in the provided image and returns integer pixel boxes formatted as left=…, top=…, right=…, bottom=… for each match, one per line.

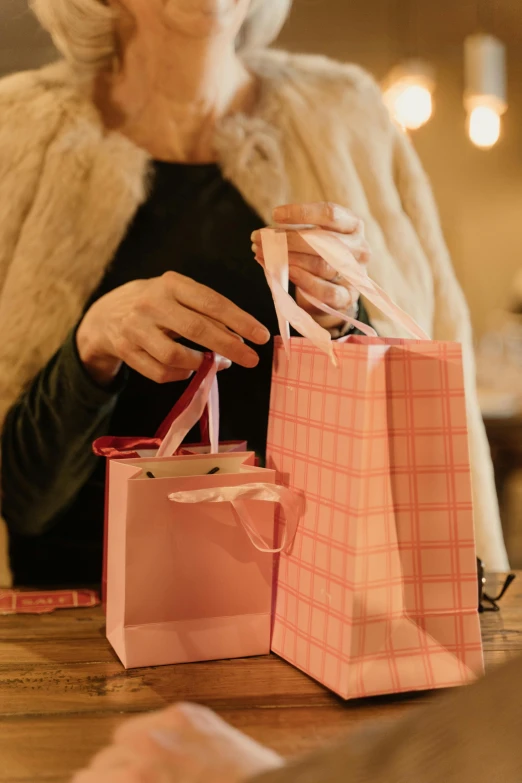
left=0, top=589, right=100, bottom=615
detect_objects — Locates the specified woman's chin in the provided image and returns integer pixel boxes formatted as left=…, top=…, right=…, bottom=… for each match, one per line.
left=164, top=0, right=244, bottom=38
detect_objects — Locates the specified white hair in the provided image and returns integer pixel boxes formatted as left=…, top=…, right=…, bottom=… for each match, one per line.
left=30, top=0, right=293, bottom=75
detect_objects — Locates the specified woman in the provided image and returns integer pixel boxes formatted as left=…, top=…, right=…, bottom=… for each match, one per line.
left=0, top=0, right=507, bottom=587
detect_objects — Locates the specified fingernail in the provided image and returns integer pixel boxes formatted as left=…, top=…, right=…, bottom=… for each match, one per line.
left=220, top=358, right=232, bottom=370
left=244, top=352, right=260, bottom=368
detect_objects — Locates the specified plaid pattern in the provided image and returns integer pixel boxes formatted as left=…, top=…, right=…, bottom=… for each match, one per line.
left=268, top=337, right=484, bottom=700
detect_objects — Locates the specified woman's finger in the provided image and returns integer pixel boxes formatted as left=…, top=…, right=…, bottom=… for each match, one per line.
left=165, top=317, right=244, bottom=346
left=253, top=232, right=317, bottom=256
left=116, top=340, right=196, bottom=384
left=161, top=272, right=269, bottom=346
left=289, top=266, right=353, bottom=311
left=252, top=230, right=369, bottom=262
left=133, top=324, right=237, bottom=373
left=125, top=324, right=205, bottom=372
left=273, top=202, right=362, bottom=234
left=200, top=315, right=244, bottom=342
left=157, top=303, right=261, bottom=368
left=256, top=249, right=336, bottom=281
left=335, top=232, right=372, bottom=265
left=255, top=248, right=359, bottom=299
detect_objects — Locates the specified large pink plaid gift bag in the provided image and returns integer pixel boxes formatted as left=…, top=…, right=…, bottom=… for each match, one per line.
left=260, top=228, right=484, bottom=700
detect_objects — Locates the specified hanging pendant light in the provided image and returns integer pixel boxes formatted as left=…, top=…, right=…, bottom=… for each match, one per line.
left=464, top=33, right=507, bottom=149
left=383, top=0, right=435, bottom=131
left=383, top=59, right=435, bottom=131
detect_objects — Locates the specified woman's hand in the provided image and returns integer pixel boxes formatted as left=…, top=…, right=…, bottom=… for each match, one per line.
left=71, top=702, right=283, bottom=783
left=76, top=272, right=270, bottom=386
left=252, top=202, right=370, bottom=332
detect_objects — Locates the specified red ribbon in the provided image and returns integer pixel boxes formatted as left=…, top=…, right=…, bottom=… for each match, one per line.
left=92, top=436, right=161, bottom=459
left=93, top=353, right=214, bottom=459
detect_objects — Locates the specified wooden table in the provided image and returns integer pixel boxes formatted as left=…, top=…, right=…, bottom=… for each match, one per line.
left=1, top=574, right=521, bottom=783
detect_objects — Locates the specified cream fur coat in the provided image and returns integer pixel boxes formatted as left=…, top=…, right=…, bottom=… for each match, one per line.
left=0, top=49, right=508, bottom=586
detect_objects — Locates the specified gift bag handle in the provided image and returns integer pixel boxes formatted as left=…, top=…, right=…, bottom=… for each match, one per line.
left=93, top=353, right=220, bottom=459
left=260, top=227, right=429, bottom=362
left=167, top=483, right=302, bottom=554
left=155, top=353, right=220, bottom=457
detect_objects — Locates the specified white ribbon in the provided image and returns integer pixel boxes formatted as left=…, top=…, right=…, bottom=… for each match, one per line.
left=260, top=227, right=429, bottom=364
left=168, top=482, right=303, bottom=554
left=156, top=356, right=220, bottom=458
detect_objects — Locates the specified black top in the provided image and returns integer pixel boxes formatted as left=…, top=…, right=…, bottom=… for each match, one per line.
left=90, top=162, right=276, bottom=451
left=2, top=161, right=370, bottom=586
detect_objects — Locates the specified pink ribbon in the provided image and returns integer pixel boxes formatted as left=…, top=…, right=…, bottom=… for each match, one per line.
left=168, top=482, right=303, bottom=554
left=157, top=354, right=220, bottom=457
left=93, top=353, right=220, bottom=459
left=260, top=229, right=337, bottom=363
left=303, top=230, right=429, bottom=341
left=260, top=227, right=429, bottom=363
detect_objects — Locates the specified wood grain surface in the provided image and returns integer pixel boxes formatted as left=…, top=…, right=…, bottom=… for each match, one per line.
left=1, top=573, right=520, bottom=783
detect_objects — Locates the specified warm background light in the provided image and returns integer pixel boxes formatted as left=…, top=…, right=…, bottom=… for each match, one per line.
left=383, top=61, right=435, bottom=131
left=464, top=34, right=507, bottom=151
left=388, top=82, right=433, bottom=130
left=468, top=105, right=502, bottom=149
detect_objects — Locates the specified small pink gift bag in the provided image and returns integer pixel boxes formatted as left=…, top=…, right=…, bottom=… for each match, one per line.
left=260, top=228, right=484, bottom=700
left=94, top=355, right=301, bottom=669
